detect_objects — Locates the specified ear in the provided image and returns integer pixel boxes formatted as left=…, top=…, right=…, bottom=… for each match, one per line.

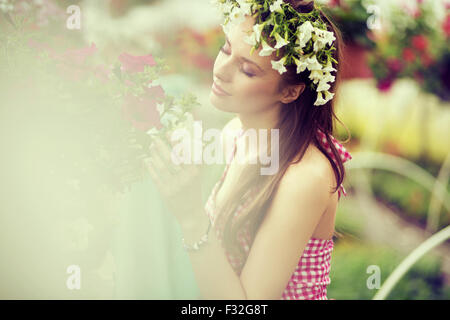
left=279, top=83, right=305, bottom=104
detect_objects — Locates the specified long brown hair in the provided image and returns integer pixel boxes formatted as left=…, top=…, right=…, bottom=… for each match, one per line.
left=215, top=0, right=351, bottom=273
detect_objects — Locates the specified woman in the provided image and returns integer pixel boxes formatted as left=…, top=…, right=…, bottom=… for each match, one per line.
left=147, top=0, right=352, bottom=300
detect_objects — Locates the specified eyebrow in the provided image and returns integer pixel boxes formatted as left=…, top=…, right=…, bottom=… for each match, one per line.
left=225, top=35, right=264, bottom=73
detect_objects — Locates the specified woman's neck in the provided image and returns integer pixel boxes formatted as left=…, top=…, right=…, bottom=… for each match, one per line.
left=237, top=106, right=280, bottom=132
left=234, top=107, right=280, bottom=166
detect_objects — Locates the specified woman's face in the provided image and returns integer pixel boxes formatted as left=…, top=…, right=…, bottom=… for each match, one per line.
left=209, top=15, right=284, bottom=115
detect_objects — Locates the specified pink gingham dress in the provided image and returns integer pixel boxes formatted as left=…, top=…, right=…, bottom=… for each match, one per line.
left=204, top=127, right=352, bottom=300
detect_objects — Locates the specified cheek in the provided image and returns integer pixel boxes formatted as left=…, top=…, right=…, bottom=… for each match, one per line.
left=241, top=79, right=275, bottom=97
left=237, top=78, right=278, bottom=106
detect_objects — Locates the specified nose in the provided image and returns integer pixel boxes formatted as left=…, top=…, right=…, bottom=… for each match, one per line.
left=213, top=54, right=234, bottom=85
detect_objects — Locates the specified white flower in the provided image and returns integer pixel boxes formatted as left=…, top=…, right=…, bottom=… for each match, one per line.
left=244, top=31, right=258, bottom=46
left=170, top=105, right=184, bottom=115
left=253, top=23, right=265, bottom=43
left=156, top=103, right=165, bottom=116
left=161, top=112, right=179, bottom=127
left=222, top=11, right=244, bottom=37
left=146, top=127, right=159, bottom=136
left=274, top=32, right=288, bottom=49
left=271, top=56, right=288, bottom=75
left=321, top=71, right=336, bottom=84
left=296, top=21, right=314, bottom=49
left=221, top=1, right=234, bottom=15
left=324, top=90, right=335, bottom=101
left=305, top=55, right=323, bottom=71
left=293, top=45, right=304, bottom=56
left=322, top=59, right=337, bottom=73
left=314, top=90, right=335, bottom=106
left=314, top=91, right=326, bottom=106
left=309, top=69, right=323, bottom=84
left=229, top=6, right=246, bottom=26
left=292, top=55, right=308, bottom=73
left=237, top=0, right=252, bottom=15
left=269, top=0, right=283, bottom=13
left=312, top=27, right=336, bottom=52
left=258, top=38, right=276, bottom=56
left=316, top=80, right=331, bottom=92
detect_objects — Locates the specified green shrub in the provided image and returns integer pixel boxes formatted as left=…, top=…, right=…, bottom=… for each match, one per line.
left=327, top=239, right=450, bottom=300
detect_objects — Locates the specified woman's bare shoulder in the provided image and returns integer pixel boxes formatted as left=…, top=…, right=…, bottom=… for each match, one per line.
left=284, top=143, right=335, bottom=194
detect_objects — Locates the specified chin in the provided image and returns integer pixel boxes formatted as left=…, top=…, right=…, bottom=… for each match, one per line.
left=209, top=91, right=237, bottom=113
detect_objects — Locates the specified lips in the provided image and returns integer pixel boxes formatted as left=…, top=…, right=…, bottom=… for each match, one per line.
left=213, top=81, right=231, bottom=96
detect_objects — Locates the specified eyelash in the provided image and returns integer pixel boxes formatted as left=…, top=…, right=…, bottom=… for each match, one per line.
left=220, top=46, right=255, bottom=78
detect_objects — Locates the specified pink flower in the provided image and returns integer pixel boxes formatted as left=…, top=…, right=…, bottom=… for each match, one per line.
left=411, top=35, right=428, bottom=52
left=93, top=64, right=110, bottom=82
left=190, top=53, right=214, bottom=70
left=413, top=71, right=424, bottom=84
left=188, top=29, right=206, bottom=46
left=122, top=85, right=165, bottom=132
left=420, top=52, right=434, bottom=67
left=329, top=0, right=341, bottom=8
left=61, top=42, right=97, bottom=66
left=387, top=58, right=403, bottom=73
left=443, top=14, right=450, bottom=37
left=27, top=39, right=59, bottom=59
left=118, top=52, right=157, bottom=73
left=377, top=77, right=394, bottom=92
left=402, top=48, right=416, bottom=62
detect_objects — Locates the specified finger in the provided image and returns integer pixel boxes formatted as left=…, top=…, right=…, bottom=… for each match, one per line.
left=153, top=136, right=173, bottom=162
left=148, top=157, right=175, bottom=196
left=149, top=152, right=173, bottom=182
left=154, top=137, right=186, bottom=175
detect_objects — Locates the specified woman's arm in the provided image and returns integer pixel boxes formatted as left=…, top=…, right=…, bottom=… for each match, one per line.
left=180, top=213, right=248, bottom=300
left=239, top=160, right=331, bottom=299
left=180, top=158, right=331, bottom=300
left=180, top=115, right=247, bottom=300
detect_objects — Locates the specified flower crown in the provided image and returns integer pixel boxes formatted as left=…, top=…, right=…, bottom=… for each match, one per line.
left=211, top=0, right=338, bottom=106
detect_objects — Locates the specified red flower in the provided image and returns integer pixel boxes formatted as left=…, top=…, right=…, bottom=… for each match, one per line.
left=443, top=14, right=450, bottom=37
left=413, top=71, right=424, bottom=84
left=93, top=64, right=111, bottom=82
left=377, top=77, right=394, bottom=92
left=118, top=52, right=157, bottom=73
left=61, top=42, right=98, bottom=66
left=27, top=39, right=59, bottom=60
left=122, top=85, right=165, bottom=132
left=420, top=52, right=434, bottom=67
left=188, top=29, right=206, bottom=46
left=329, top=0, right=341, bottom=8
left=411, top=35, right=428, bottom=52
left=402, top=48, right=416, bottom=62
left=387, top=58, right=403, bottom=73
left=191, top=53, right=214, bottom=70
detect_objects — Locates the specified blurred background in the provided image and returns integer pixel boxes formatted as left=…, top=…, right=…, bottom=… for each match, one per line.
left=0, top=0, right=449, bottom=299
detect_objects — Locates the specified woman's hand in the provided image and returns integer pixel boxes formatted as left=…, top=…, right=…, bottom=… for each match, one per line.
left=144, top=135, right=205, bottom=225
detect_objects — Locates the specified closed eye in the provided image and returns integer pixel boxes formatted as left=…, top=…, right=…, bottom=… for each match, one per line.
left=220, top=46, right=256, bottom=78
